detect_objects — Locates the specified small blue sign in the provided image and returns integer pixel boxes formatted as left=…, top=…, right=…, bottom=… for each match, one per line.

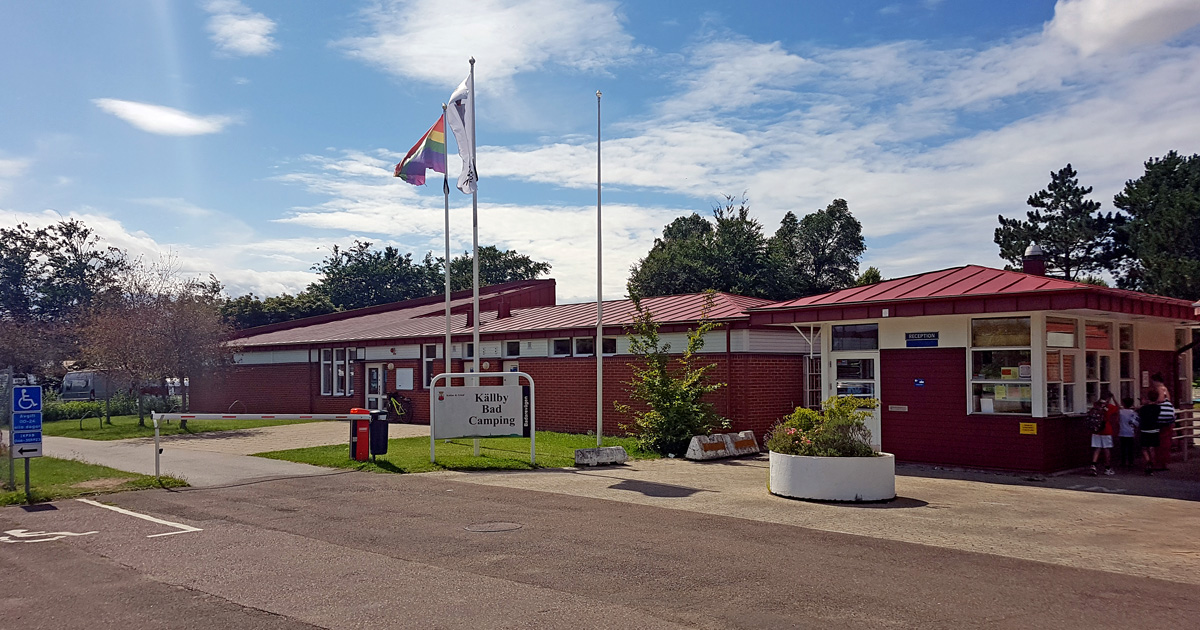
left=13, top=431, right=42, bottom=444
left=13, top=412, right=41, bottom=431
left=914, top=379, right=926, bottom=387
left=905, top=332, right=939, bottom=348
left=12, top=385, right=42, bottom=412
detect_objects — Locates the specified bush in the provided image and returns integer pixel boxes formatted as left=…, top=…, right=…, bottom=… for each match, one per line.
left=615, top=293, right=728, bottom=456
left=44, top=394, right=181, bottom=422
left=766, top=396, right=878, bottom=458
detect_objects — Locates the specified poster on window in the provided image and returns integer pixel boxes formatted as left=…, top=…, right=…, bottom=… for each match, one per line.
left=432, top=385, right=531, bottom=439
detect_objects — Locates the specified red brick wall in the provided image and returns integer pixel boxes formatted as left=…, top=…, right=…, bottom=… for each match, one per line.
left=189, top=352, right=807, bottom=439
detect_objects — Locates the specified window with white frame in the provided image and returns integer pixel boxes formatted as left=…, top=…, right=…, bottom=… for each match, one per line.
left=551, top=338, right=571, bottom=356
left=1084, top=321, right=1116, bottom=405
left=320, top=349, right=333, bottom=395
left=602, top=337, right=617, bottom=354
left=1046, top=317, right=1080, bottom=415
left=1119, top=324, right=1135, bottom=403
left=970, top=317, right=1032, bottom=414
left=423, top=344, right=438, bottom=387
left=321, top=348, right=355, bottom=396
left=574, top=337, right=595, bottom=356
left=505, top=341, right=521, bottom=357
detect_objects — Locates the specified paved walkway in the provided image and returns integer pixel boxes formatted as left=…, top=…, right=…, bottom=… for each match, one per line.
left=33, top=422, right=430, bottom=487
left=128, top=421, right=430, bottom=455
left=431, top=454, right=1200, bottom=586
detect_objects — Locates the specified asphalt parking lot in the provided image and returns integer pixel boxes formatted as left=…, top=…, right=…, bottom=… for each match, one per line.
left=3, top=458, right=1199, bottom=630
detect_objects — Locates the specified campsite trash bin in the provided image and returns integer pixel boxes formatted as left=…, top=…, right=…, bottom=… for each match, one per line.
left=369, top=411, right=389, bottom=456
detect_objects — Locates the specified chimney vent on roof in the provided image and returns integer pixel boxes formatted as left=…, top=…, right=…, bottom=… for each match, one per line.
left=465, top=309, right=474, bottom=328
left=497, top=296, right=512, bottom=319
left=1022, top=242, right=1046, bottom=276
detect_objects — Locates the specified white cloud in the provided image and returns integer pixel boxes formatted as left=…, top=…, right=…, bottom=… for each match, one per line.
left=270, top=148, right=685, bottom=302
left=1046, top=0, right=1200, bottom=56
left=203, top=0, right=279, bottom=57
left=92, top=99, right=236, bottom=136
left=338, top=0, right=642, bottom=87
left=0, top=157, right=31, bottom=178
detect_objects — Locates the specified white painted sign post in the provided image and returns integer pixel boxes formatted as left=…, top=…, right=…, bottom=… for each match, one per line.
left=429, top=372, right=535, bottom=464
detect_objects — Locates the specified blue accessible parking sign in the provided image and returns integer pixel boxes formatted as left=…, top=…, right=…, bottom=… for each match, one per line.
left=13, top=385, right=42, bottom=412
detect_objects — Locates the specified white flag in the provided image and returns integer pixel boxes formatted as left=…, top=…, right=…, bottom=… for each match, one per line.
left=446, top=73, right=477, bottom=194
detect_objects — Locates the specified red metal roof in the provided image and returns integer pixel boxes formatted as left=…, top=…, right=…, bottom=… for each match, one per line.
left=749, top=265, right=1199, bottom=325
left=237, top=291, right=773, bottom=348
left=756, top=266, right=1195, bottom=310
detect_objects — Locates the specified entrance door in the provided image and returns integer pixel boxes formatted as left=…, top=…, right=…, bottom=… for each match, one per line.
left=833, top=355, right=881, bottom=449
left=365, top=363, right=385, bottom=411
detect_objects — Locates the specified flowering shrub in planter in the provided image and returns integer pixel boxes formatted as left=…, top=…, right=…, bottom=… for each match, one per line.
left=765, top=396, right=878, bottom=458
left=766, top=396, right=894, bottom=502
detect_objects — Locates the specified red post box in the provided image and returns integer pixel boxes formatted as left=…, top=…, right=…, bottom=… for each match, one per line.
left=350, top=409, right=371, bottom=461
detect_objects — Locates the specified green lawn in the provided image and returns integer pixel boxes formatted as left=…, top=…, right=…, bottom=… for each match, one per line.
left=0, top=456, right=187, bottom=506
left=256, top=431, right=659, bottom=474
left=41, top=414, right=321, bottom=441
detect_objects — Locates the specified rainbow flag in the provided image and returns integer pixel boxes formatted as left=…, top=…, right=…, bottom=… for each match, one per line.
left=394, top=114, right=447, bottom=186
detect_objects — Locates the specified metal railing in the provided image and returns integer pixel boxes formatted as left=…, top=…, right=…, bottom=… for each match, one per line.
left=1173, top=407, right=1198, bottom=462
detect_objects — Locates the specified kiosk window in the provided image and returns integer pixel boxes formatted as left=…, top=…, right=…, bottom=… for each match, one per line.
left=831, top=324, right=878, bottom=351
left=970, top=317, right=1031, bottom=414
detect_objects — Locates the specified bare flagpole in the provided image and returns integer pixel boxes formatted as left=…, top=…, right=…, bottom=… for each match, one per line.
left=470, top=58, right=481, bottom=455
left=595, top=90, right=603, bottom=448
left=443, top=104, right=452, bottom=380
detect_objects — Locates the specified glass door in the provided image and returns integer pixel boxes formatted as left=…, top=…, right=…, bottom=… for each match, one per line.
left=365, top=363, right=384, bottom=410
left=834, top=355, right=881, bottom=448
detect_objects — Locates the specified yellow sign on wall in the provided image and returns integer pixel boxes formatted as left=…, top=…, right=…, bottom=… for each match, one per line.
left=1019, top=422, right=1037, bottom=435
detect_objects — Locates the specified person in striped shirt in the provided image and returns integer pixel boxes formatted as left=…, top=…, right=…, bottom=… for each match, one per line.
left=1152, top=374, right=1175, bottom=472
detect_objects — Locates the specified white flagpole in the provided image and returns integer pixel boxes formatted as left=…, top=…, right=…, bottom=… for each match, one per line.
left=595, top=90, right=603, bottom=448
left=469, top=58, right=480, bottom=456
left=442, top=105, right=452, bottom=381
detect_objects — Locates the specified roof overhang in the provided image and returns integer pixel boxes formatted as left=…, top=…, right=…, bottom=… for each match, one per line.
left=748, top=288, right=1200, bottom=326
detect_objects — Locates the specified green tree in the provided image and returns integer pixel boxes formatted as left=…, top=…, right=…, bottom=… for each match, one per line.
left=448, top=245, right=552, bottom=292
left=0, top=223, right=44, bottom=320
left=1112, top=151, right=1200, bottom=299
left=768, top=199, right=865, bottom=297
left=221, top=291, right=337, bottom=329
left=855, top=266, right=883, bottom=286
left=307, top=242, right=442, bottom=311
left=628, top=196, right=770, bottom=298
left=626, top=213, right=718, bottom=296
left=615, top=291, right=727, bottom=456
left=994, top=164, right=1124, bottom=281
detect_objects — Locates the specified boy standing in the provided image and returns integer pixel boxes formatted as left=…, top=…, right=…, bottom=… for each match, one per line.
left=1117, top=397, right=1139, bottom=468
left=1089, top=392, right=1118, bottom=476
left=1138, top=389, right=1163, bottom=475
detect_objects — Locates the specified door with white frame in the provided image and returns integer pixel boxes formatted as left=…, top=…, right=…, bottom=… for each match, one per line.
left=831, top=354, right=882, bottom=449
left=365, top=363, right=386, bottom=411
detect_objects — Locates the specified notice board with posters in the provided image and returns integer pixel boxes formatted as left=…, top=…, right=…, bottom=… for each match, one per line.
left=432, top=385, right=531, bottom=440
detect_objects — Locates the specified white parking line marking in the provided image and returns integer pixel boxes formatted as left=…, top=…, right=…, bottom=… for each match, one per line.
left=1, top=529, right=98, bottom=543
left=76, top=498, right=202, bottom=537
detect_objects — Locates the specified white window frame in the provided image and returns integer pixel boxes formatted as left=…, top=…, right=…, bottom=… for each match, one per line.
left=1083, top=320, right=1118, bottom=407
left=968, top=316, right=1033, bottom=415
left=574, top=337, right=595, bottom=357
left=1045, top=316, right=1081, bottom=416
left=423, top=344, right=439, bottom=388
left=601, top=336, right=618, bottom=356
left=504, top=340, right=521, bottom=357
left=320, top=348, right=333, bottom=396
left=551, top=338, right=572, bottom=357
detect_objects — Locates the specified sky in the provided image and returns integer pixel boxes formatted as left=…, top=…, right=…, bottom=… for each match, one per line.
left=3, top=0, right=1200, bottom=304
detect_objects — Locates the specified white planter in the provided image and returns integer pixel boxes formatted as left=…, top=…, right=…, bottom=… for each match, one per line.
left=769, top=451, right=895, bottom=502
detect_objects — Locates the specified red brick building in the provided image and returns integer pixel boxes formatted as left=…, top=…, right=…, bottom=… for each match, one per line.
left=192, top=280, right=813, bottom=439
left=193, top=266, right=1197, bottom=473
